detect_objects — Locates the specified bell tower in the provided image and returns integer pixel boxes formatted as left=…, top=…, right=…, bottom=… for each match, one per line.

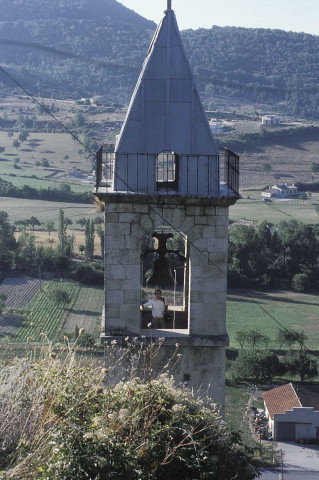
left=94, top=1, right=240, bottom=407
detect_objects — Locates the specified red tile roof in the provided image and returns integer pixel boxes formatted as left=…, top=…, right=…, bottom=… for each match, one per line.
left=262, top=383, right=301, bottom=419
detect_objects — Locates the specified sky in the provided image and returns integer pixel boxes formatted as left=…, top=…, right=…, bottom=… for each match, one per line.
left=119, top=0, right=319, bottom=36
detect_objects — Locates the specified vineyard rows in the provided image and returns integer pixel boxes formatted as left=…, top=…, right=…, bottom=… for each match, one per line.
left=0, top=315, right=24, bottom=339
left=0, top=277, right=44, bottom=309
left=62, top=285, right=104, bottom=336
left=15, top=281, right=80, bottom=342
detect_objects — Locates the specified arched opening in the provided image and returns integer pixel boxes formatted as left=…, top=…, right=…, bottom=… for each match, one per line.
left=140, top=226, right=189, bottom=332
left=156, top=151, right=179, bottom=190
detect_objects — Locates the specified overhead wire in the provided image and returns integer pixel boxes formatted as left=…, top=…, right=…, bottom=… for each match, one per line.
left=1, top=66, right=319, bottom=362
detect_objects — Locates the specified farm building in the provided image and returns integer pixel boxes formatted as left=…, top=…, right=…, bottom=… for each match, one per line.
left=262, top=183, right=298, bottom=198
left=262, top=114, right=280, bottom=125
left=263, top=383, right=319, bottom=442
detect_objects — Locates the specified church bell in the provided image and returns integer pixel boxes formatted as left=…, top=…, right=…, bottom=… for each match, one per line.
left=147, top=257, right=175, bottom=288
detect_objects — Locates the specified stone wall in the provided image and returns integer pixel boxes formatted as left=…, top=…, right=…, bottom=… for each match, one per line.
left=103, top=200, right=229, bottom=337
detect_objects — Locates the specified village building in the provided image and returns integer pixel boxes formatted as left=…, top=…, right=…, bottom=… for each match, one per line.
left=94, top=0, right=240, bottom=407
left=263, top=383, right=319, bottom=442
left=262, top=114, right=280, bottom=125
left=262, top=183, right=298, bottom=198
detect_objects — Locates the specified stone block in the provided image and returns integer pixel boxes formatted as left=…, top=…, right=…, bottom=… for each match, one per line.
left=105, top=234, right=125, bottom=250
left=216, top=206, right=229, bottom=216
left=120, top=304, right=140, bottom=323
left=131, top=223, right=143, bottom=239
left=105, top=279, right=123, bottom=290
left=105, top=203, right=121, bottom=213
left=171, top=208, right=185, bottom=228
left=132, top=204, right=149, bottom=213
left=106, top=289, right=124, bottom=305
left=215, top=226, right=228, bottom=238
left=207, top=238, right=228, bottom=253
left=125, top=265, right=140, bottom=280
left=186, top=206, right=204, bottom=216
left=194, top=215, right=208, bottom=225
left=209, top=252, right=228, bottom=265
left=192, top=238, right=208, bottom=251
left=119, top=213, right=141, bottom=223
left=140, top=215, right=153, bottom=232
left=204, top=206, right=217, bottom=216
left=105, top=303, right=120, bottom=317
left=128, top=249, right=140, bottom=265
left=188, top=225, right=204, bottom=242
left=179, top=216, right=195, bottom=233
left=105, top=222, right=130, bottom=236
left=191, top=290, right=205, bottom=303
left=123, top=289, right=140, bottom=304
left=123, top=276, right=141, bottom=290
left=105, top=249, right=129, bottom=265
left=125, top=235, right=141, bottom=250
left=105, top=264, right=125, bottom=279
left=202, top=226, right=216, bottom=239
left=104, top=213, right=119, bottom=223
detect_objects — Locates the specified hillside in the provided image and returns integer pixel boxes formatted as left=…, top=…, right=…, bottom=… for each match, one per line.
left=0, top=0, right=319, bottom=119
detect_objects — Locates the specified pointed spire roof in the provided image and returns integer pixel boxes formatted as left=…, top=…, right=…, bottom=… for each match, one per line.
left=115, top=5, right=217, bottom=155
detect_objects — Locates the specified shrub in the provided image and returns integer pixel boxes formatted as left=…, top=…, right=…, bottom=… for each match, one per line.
left=232, top=349, right=284, bottom=383
left=292, top=272, right=311, bottom=292
left=0, top=342, right=259, bottom=480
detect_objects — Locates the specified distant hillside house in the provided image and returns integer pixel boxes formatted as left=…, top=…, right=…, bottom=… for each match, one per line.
left=209, top=120, right=224, bottom=133
left=263, top=383, right=319, bottom=442
left=262, top=114, right=280, bottom=125
left=69, top=170, right=85, bottom=179
left=262, top=183, right=298, bottom=198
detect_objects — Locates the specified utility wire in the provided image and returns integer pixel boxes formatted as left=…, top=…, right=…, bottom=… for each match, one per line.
left=2, top=64, right=319, bottom=362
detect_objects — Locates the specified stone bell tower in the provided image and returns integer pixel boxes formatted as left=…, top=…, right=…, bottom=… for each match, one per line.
left=94, top=1, right=240, bottom=407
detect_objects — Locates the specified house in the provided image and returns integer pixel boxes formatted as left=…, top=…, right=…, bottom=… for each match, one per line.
left=263, top=383, right=319, bottom=442
left=262, top=183, right=298, bottom=198
left=262, top=115, right=280, bottom=125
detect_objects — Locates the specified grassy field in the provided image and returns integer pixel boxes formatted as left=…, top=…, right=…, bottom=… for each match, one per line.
left=227, top=289, right=319, bottom=350
left=0, top=197, right=99, bottom=224
left=229, top=190, right=319, bottom=224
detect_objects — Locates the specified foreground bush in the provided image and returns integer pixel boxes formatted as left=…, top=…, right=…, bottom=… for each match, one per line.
left=0, top=342, right=259, bottom=480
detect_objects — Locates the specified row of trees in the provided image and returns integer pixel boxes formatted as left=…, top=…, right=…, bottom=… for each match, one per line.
left=0, top=209, right=104, bottom=284
left=0, top=178, right=91, bottom=203
left=231, top=348, right=318, bottom=384
left=235, top=327, right=308, bottom=350
left=228, top=220, right=319, bottom=290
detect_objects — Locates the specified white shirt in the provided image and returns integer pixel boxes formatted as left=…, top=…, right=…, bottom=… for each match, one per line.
left=143, top=297, right=166, bottom=317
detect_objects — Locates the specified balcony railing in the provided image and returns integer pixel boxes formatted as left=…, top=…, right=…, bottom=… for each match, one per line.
left=95, top=146, right=239, bottom=198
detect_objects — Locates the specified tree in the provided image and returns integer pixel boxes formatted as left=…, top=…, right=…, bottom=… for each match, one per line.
left=284, top=350, right=318, bottom=382
left=262, top=163, right=272, bottom=173
left=85, top=219, right=95, bottom=261
left=235, top=330, right=247, bottom=349
left=310, top=162, right=319, bottom=173
left=76, top=218, right=87, bottom=229
left=18, top=129, right=29, bottom=143
left=48, top=287, right=71, bottom=306
left=245, top=329, right=269, bottom=348
left=0, top=293, right=6, bottom=315
left=45, top=221, right=55, bottom=235
left=0, top=211, right=17, bottom=268
left=17, top=229, right=36, bottom=266
left=78, top=244, right=85, bottom=255
left=12, top=140, right=21, bottom=150
left=276, top=328, right=308, bottom=350
left=26, top=216, right=41, bottom=231
left=292, top=272, right=311, bottom=292
left=58, top=208, right=67, bottom=256
left=232, top=349, right=284, bottom=383
left=0, top=146, right=5, bottom=154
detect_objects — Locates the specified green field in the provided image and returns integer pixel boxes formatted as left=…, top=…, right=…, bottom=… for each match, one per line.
left=0, top=197, right=98, bottom=224
left=6, top=281, right=103, bottom=343
left=230, top=190, right=319, bottom=224
left=227, top=289, right=319, bottom=350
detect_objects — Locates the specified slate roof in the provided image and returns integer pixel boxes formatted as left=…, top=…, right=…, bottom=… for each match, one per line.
left=115, top=4, right=217, bottom=156
left=263, top=383, right=319, bottom=419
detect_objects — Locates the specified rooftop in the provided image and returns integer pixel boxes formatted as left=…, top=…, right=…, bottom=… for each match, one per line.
left=263, top=383, right=319, bottom=419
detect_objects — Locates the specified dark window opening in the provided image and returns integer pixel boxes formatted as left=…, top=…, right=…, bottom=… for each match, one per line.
left=156, top=151, right=179, bottom=190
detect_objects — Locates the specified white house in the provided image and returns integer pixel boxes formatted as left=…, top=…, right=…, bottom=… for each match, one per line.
left=263, top=383, right=319, bottom=442
left=262, top=183, right=298, bottom=198
left=262, top=115, right=280, bottom=125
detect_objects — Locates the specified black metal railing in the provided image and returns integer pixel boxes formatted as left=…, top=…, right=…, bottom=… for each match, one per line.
left=95, top=145, right=239, bottom=197
left=224, top=148, right=240, bottom=196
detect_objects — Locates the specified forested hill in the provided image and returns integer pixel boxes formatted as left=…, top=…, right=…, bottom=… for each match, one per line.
left=0, top=0, right=319, bottom=120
